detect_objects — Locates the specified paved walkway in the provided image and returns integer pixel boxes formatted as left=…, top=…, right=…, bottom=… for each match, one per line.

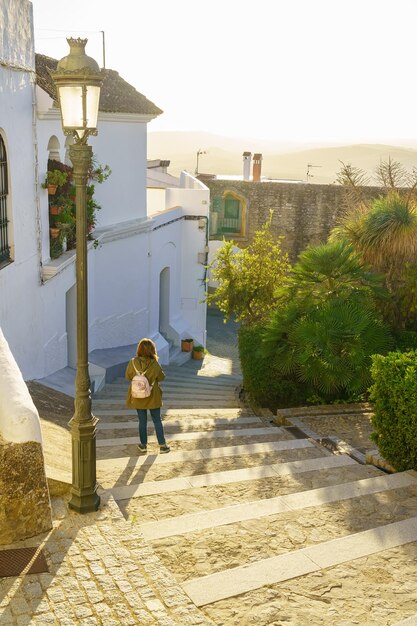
left=3, top=310, right=417, bottom=625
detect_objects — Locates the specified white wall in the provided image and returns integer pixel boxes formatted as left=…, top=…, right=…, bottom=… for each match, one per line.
left=0, top=0, right=43, bottom=378
left=0, top=5, right=209, bottom=381
left=0, top=0, right=34, bottom=70
left=0, top=328, right=42, bottom=444
left=147, top=188, right=166, bottom=213
left=89, top=227, right=151, bottom=349
left=36, top=112, right=149, bottom=244
left=90, top=117, right=148, bottom=226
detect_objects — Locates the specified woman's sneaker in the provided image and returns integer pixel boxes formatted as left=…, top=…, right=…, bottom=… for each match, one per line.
left=137, top=444, right=147, bottom=454
left=159, top=444, right=170, bottom=454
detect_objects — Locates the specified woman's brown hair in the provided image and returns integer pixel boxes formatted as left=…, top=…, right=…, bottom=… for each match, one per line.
left=136, top=338, right=158, bottom=361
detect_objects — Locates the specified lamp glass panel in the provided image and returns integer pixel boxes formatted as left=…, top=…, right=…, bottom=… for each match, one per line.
left=58, top=86, right=84, bottom=128
left=86, top=86, right=100, bottom=129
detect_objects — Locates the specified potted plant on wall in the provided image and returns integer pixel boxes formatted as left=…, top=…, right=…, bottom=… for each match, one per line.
left=42, top=169, right=68, bottom=195
left=181, top=338, right=194, bottom=352
left=192, top=345, right=205, bottom=360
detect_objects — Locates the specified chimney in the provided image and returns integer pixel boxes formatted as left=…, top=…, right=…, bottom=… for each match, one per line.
left=253, top=153, right=262, bottom=182
left=243, top=151, right=252, bottom=181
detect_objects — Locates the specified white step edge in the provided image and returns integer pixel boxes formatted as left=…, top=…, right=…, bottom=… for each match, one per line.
left=96, top=426, right=281, bottom=446
left=182, top=514, right=417, bottom=606
left=393, top=616, right=417, bottom=626
left=93, top=401, right=253, bottom=419
left=97, top=416, right=261, bottom=430
left=140, top=472, right=417, bottom=540
left=106, top=454, right=356, bottom=500
left=97, top=439, right=315, bottom=473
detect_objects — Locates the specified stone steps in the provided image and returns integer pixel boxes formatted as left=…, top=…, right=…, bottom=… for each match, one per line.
left=101, top=444, right=324, bottom=487
left=97, top=426, right=284, bottom=447
left=95, top=359, right=417, bottom=625
left=106, top=453, right=354, bottom=500
left=139, top=472, right=417, bottom=541
left=95, top=407, right=256, bottom=419
left=183, top=515, right=417, bottom=607
left=149, top=478, right=417, bottom=585
left=97, top=438, right=314, bottom=471
left=120, top=463, right=385, bottom=525
left=97, top=416, right=262, bottom=430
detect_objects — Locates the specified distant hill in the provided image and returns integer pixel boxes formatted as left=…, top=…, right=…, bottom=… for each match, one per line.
left=148, top=132, right=417, bottom=184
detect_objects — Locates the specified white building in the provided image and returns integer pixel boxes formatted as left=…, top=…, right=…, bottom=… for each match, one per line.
left=0, top=0, right=209, bottom=388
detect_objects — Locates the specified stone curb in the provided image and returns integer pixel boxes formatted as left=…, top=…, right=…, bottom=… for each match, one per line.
left=273, top=413, right=387, bottom=470
left=276, top=402, right=373, bottom=419
left=365, top=449, right=396, bottom=473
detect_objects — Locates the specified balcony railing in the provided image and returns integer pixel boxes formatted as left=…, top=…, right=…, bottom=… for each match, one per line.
left=216, top=216, right=241, bottom=234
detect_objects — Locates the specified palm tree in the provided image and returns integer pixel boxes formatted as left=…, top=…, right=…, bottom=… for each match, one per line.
left=331, top=192, right=417, bottom=329
left=264, top=241, right=391, bottom=399
left=332, top=192, right=417, bottom=276
left=287, top=240, right=383, bottom=300
left=264, top=294, right=392, bottom=398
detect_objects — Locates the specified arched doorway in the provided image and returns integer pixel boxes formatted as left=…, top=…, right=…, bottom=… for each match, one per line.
left=159, top=267, right=170, bottom=339
left=47, top=135, right=61, bottom=162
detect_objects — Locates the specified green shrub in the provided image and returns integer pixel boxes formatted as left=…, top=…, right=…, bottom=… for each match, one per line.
left=369, top=350, right=417, bottom=471
left=392, top=330, right=417, bottom=352
left=264, top=295, right=392, bottom=399
left=238, top=325, right=306, bottom=409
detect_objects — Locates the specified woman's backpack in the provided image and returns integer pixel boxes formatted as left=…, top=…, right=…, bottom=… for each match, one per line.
left=131, top=359, right=153, bottom=398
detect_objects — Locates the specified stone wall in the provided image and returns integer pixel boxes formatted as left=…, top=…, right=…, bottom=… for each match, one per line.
left=0, top=438, right=52, bottom=544
left=0, top=329, right=52, bottom=545
left=206, top=180, right=380, bottom=260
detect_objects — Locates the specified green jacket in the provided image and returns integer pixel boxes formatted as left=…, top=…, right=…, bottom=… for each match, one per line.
left=125, top=356, right=165, bottom=409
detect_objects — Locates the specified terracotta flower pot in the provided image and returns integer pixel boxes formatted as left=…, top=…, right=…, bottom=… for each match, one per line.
left=49, top=205, right=61, bottom=215
left=181, top=339, right=194, bottom=352
left=50, top=227, right=60, bottom=239
left=192, top=347, right=205, bottom=360
left=48, top=184, right=58, bottom=195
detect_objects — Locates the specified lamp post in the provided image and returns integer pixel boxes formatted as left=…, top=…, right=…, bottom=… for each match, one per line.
left=50, top=38, right=103, bottom=513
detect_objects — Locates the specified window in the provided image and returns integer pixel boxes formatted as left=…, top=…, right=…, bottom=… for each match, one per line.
left=218, top=193, right=244, bottom=234
left=224, top=197, right=240, bottom=220
left=0, top=135, right=10, bottom=265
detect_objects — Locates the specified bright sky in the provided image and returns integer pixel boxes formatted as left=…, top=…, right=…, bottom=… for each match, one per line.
left=31, top=0, right=417, bottom=144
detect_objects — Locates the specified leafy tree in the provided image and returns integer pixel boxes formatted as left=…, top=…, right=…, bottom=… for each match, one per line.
left=335, top=161, right=370, bottom=188
left=207, top=215, right=290, bottom=325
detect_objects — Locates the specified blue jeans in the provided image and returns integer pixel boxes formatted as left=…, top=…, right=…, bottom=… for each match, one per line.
left=136, top=408, right=166, bottom=446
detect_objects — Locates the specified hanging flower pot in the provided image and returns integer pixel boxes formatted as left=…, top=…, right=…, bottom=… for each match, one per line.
left=48, top=184, right=58, bottom=195
left=50, top=227, right=60, bottom=239
left=181, top=338, right=194, bottom=352
left=49, top=205, right=62, bottom=215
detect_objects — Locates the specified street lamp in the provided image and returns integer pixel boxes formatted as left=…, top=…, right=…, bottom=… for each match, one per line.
left=50, top=38, right=103, bottom=513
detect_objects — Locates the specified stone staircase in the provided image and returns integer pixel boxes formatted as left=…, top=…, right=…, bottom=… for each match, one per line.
left=93, top=359, right=417, bottom=626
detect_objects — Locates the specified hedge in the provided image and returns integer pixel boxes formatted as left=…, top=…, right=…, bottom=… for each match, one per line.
left=369, top=350, right=417, bottom=471
left=238, top=325, right=306, bottom=409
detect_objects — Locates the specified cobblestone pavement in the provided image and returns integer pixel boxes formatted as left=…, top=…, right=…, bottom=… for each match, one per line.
left=0, top=494, right=211, bottom=625
left=5, top=309, right=417, bottom=625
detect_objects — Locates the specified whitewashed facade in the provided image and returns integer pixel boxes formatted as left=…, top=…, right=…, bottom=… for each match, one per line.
left=0, top=0, right=208, bottom=382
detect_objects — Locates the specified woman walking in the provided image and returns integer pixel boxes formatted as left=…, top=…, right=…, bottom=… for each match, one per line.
left=125, top=338, right=170, bottom=454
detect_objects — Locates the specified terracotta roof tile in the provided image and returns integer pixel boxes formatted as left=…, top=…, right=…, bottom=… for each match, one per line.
left=35, top=53, right=162, bottom=116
